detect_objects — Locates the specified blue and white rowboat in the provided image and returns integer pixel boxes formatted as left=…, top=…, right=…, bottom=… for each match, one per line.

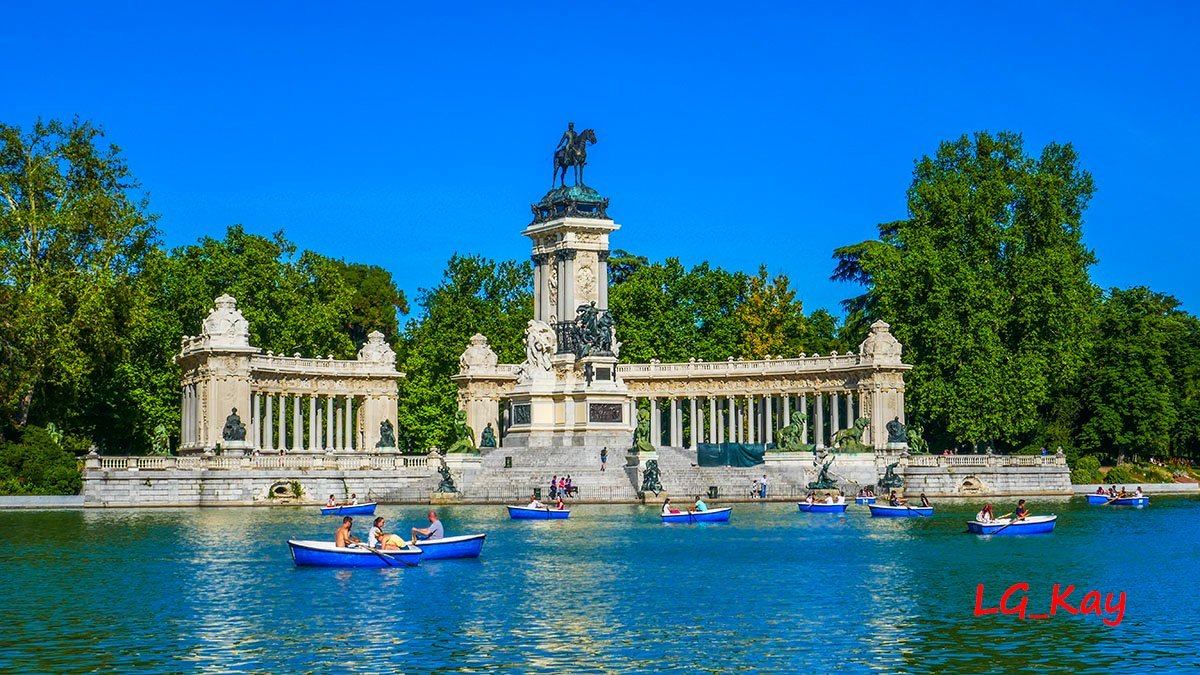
left=320, top=502, right=377, bottom=516
left=288, top=540, right=422, bottom=567
left=855, top=497, right=877, bottom=504
left=798, top=501, right=849, bottom=513
left=868, top=504, right=934, bottom=517
left=507, top=505, right=570, bottom=520
left=661, top=506, right=732, bottom=523
left=966, top=515, right=1057, bottom=535
left=413, top=533, right=487, bottom=560
left=1085, top=494, right=1149, bottom=506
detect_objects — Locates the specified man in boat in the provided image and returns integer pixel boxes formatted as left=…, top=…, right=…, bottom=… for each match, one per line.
left=693, top=496, right=708, bottom=512
left=334, top=516, right=361, bottom=548
left=1012, top=499, right=1030, bottom=521
left=888, top=490, right=907, bottom=506
left=1135, top=486, right=1145, bottom=498
left=349, top=493, right=359, bottom=505
left=411, top=510, right=445, bottom=542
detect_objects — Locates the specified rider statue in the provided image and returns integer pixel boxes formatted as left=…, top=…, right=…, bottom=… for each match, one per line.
left=557, top=122, right=579, bottom=165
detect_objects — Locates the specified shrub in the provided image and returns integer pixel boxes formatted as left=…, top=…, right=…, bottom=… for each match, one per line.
left=0, top=426, right=84, bottom=495
left=1070, top=455, right=1103, bottom=484
left=1104, top=463, right=1174, bottom=484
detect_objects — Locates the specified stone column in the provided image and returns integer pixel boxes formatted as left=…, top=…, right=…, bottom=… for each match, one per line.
left=846, top=392, right=854, bottom=427
left=668, top=398, right=679, bottom=447
left=293, top=395, right=302, bottom=451
left=326, top=397, right=334, bottom=450
left=815, top=393, right=825, bottom=449
left=765, top=395, right=773, bottom=444
left=800, top=394, right=808, bottom=444
left=344, top=397, right=353, bottom=450
left=265, top=394, right=275, bottom=451
left=747, top=396, right=755, bottom=444
left=597, top=251, right=610, bottom=309
left=831, top=392, right=840, bottom=441
left=727, top=398, right=735, bottom=443
left=335, top=403, right=343, bottom=451
left=251, top=392, right=260, bottom=451
left=532, top=255, right=545, bottom=322
left=649, top=397, right=660, bottom=448
left=689, top=398, right=698, bottom=449
left=308, top=397, right=317, bottom=451
left=280, top=395, right=290, bottom=452
left=708, top=397, right=717, bottom=443
left=782, top=394, right=790, bottom=427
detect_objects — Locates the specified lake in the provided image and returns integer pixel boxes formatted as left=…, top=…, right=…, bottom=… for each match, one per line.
left=1, top=497, right=1196, bottom=673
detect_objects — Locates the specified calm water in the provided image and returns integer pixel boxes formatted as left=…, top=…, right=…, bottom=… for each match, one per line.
left=1, top=497, right=1198, bottom=674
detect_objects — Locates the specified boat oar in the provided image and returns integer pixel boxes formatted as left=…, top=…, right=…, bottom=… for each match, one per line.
left=351, top=543, right=404, bottom=567
left=903, top=503, right=929, bottom=517
left=987, top=512, right=1026, bottom=536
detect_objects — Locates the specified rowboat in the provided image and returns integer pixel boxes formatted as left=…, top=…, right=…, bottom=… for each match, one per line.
left=661, top=506, right=732, bottom=523
left=288, top=539, right=422, bottom=567
left=507, top=505, right=570, bottom=520
left=867, top=503, right=934, bottom=517
left=855, top=496, right=877, bottom=504
left=1085, top=494, right=1149, bottom=507
left=413, top=533, right=487, bottom=560
left=966, top=514, right=1058, bottom=535
left=798, top=501, right=849, bottom=513
left=320, top=502, right=377, bottom=516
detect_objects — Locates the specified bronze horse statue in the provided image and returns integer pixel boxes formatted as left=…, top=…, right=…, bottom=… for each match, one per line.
left=553, top=128, right=597, bottom=188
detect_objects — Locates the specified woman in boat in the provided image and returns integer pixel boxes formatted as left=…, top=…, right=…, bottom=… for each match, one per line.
left=1095, top=486, right=1105, bottom=496
left=662, top=498, right=679, bottom=515
left=368, top=517, right=386, bottom=548
left=348, top=493, right=358, bottom=506
left=976, top=503, right=994, bottom=523
left=555, top=495, right=565, bottom=510
left=527, top=494, right=545, bottom=509
left=1135, top=486, right=1144, bottom=498
left=804, top=492, right=815, bottom=505
left=327, top=494, right=338, bottom=508
left=919, top=493, right=931, bottom=508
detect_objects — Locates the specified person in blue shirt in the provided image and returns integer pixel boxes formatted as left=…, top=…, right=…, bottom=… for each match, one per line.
left=411, top=510, right=445, bottom=542
left=693, top=497, right=708, bottom=512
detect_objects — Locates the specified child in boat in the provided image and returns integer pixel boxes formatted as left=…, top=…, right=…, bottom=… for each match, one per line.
left=976, top=504, right=994, bottom=523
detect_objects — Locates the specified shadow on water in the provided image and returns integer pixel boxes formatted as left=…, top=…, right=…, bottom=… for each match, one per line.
left=0, top=496, right=1196, bottom=672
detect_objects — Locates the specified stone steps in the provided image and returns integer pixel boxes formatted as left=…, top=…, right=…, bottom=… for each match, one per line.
left=461, top=445, right=640, bottom=501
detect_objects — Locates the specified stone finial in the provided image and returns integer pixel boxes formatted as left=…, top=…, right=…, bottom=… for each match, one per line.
left=458, top=333, right=499, bottom=372
left=357, top=330, right=397, bottom=365
left=199, top=294, right=251, bottom=348
left=859, top=319, right=903, bottom=363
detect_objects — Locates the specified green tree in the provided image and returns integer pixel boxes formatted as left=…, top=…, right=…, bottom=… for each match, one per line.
left=833, top=131, right=1098, bottom=448
left=0, top=425, right=83, bottom=495
left=0, top=118, right=158, bottom=436
left=333, top=261, right=409, bottom=345
left=396, top=255, right=531, bottom=451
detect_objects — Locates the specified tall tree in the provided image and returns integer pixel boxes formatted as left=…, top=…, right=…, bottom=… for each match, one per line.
left=833, top=131, right=1098, bottom=448
left=0, top=118, right=158, bottom=435
left=333, top=261, right=409, bottom=345
left=396, top=255, right=531, bottom=451
left=735, top=266, right=811, bottom=358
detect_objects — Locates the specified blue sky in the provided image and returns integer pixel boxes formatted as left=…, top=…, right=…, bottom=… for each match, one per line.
left=4, top=1, right=1198, bottom=316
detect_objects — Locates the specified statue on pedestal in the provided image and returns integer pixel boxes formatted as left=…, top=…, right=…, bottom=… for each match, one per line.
left=807, top=454, right=838, bottom=490
left=775, top=414, right=812, bottom=452
left=886, top=417, right=907, bottom=444
left=633, top=408, right=655, bottom=453
left=435, top=455, right=458, bottom=493
left=222, top=408, right=247, bottom=441
left=833, top=417, right=872, bottom=452
left=480, top=423, right=497, bottom=448
left=522, top=319, right=557, bottom=375
left=573, top=302, right=615, bottom=358
left=906, top=423, right=926, bottom=454
left=553, top=123, right=598, bottom=188
left=640, top=459, right=663, bottom=496
left=446, top=410, right=477, bottom=453
left=878, top=461, right=904, bottom=489
left=375, top=419, right=397, bottom=448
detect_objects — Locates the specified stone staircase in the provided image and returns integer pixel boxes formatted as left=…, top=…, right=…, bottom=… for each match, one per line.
left=458, top=445, right=641, bottom=502
left=651, top=446, right=881, bottom=500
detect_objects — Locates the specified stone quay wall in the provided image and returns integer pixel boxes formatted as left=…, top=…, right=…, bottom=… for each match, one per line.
left=82, top=453, right=436, bottom=507
left=899, top=454, right=1071, bottom=497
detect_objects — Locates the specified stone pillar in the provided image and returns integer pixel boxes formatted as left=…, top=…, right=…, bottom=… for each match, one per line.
left=765, top=395, right=773, bottom=444
left=279, top=395, right=289, bottom=452
left=708, top=397, right=717, bottom=443
left=689, top=397, right=698, bottom=449
left=831, top=392, right=840, bottom=441
left=782, top=394, right=791, bottom=427
left=727, top=398, right=735, bottom=443
left=293, top=395, right=302, bottom=451
left=251, top=392, right=260, bottom=451
left=801, top=394, right=808, bottom=444
left=334, top=403, right=343, bottom=451
left=668, top=398, right=679, bottom=447
left=649, top=397, right=660, bottom=448
left=344, top=397, right=353, bottom=450
left=326, top=397, right=334, bottom=450
left=846, top=392, right=854, bottom=427
left=815, top=393, right=825, bottom=449
left=747, top=396, right=755, bottom=444
left=532, top=255, right=545, bottom=322
left=264, top=395, right=275, bottom=451
left=597, top=251, right=610, bottom=309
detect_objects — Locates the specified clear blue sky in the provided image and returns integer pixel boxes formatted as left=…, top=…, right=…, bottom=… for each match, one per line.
left=4, top=1, right=1198, bottom=316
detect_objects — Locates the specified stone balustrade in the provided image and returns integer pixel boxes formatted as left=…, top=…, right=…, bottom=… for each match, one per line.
left=89, top=453, right=430, bottom=472
left=250, top=353, right=399, bottom=378
left=903, top=454, right=1066, bottom=468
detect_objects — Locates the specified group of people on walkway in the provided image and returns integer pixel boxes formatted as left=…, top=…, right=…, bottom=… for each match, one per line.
left=334, top=511, right=444, bottom=550
left=548, top=475, right=577, bottom=500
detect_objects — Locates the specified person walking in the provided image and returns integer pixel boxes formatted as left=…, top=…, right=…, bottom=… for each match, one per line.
left=600, top=447, right=608, bottom=471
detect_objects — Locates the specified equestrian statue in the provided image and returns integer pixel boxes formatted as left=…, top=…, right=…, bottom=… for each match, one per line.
left=553, top=122, right=598, bottom=188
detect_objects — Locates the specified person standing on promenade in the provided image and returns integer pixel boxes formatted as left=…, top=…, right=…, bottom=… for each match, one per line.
left=760, top=475, right=769, bottom=499
left=601, top=447, right=608, bottom=471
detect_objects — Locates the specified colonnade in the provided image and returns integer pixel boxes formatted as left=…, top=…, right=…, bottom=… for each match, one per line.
left=250, top=392, right=360, bottom=453
left=639, top=392, right=863, bottom=449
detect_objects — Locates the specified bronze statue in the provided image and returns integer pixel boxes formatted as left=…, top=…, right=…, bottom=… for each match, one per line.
left=375, top=419, right=396, bottom=448
left=435, top=455, right=458, bottom=493
left=633, top=408, right=654, bottom=453
left=573, top=301, right=615, bottom=357
left=480, top=422, right=497, bottom=448
left=833, top=417, right=872, bottom=452
left=640, top=459, right=663, bottom=496
left=775, top=414, right=813, bottom=452
left=807, top=454, right=838, bottom=490
left=886, top=416, right=907, bottom=444
left=446, top=409, right=477, bottom=453
left=878, top=461, right=904, bottom=489
left=553, top=123, right=598, bottom=187
left=222, top=408, right=246, bottom=441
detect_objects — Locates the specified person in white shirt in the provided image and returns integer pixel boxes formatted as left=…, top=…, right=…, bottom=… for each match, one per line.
left=975, top=504, right=994, bottom=523
left=527, top=494, right=544, bottom=509
left=349, top=494, right=358, bottom=506
left=368, top=517, right=385, bottom=548
left=823, top=494, right=834, bottom=505
left=661, top=498, right=677, bottom=515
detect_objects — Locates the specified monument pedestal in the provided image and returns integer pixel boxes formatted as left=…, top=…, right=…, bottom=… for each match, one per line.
left=503, top=354, right=634, bottom=448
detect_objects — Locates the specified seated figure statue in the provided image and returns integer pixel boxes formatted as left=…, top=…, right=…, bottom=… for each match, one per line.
left=446, top=409, right=477, bottom=453
left=633, top=408, right=655, bottom=453
left=375, top=419, right=397, bottom=448
left=480, top=422, right=497, bottom=448
left=222, top=408, right=247, bottom=441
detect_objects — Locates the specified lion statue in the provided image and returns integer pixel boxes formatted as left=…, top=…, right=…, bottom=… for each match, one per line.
left=832, top=417, right=872, bottom=452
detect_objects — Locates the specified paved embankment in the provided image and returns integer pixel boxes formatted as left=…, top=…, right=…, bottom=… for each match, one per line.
left=0, top=495, right=84, bottom=509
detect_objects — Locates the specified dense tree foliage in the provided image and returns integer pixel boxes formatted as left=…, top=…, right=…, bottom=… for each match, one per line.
left=834, top=131, right=1099, bottom=450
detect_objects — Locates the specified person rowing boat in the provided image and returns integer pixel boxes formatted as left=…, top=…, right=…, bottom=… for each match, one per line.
left=334, top=516, right=361, bottom=548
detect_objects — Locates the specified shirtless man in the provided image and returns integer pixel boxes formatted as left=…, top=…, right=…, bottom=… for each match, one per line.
left=334, top=516, right=360, bottom=548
